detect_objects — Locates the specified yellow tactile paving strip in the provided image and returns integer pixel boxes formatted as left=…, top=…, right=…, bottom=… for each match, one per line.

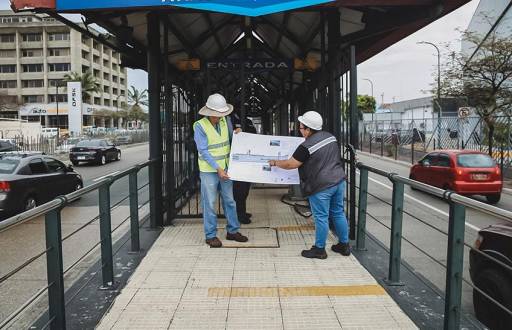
left=97, top=188, right=417, bottom=329
left=209, top=284, right=386, bottom=297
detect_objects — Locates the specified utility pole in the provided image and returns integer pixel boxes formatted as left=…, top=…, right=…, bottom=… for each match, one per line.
left=418, top=41, right=442, bottom=148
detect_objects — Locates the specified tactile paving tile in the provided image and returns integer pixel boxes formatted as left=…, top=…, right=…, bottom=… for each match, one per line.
left=226, top=307, right=283, bottom=330
left=218, top=228, right=278, bottom=248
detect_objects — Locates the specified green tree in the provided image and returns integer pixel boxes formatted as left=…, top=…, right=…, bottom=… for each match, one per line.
left=127, top=86, right=148, bottom=108
left=357, top=95, right=376, bottom=113
left=437, top=15, right=512, bottom=155
left=63, top=72, right=101, bottom=100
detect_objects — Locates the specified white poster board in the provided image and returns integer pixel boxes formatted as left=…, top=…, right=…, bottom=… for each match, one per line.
left=67, top=81, right=82, bottom=136
left=228, top=132, right=305, bottom=184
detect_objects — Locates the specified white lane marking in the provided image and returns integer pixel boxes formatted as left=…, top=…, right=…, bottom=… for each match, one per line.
left=93, top=171, right=120, bottom=182
left=364, top=174, right=481, bottom=232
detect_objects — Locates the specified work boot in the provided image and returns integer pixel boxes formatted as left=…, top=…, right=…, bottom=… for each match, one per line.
left=205, top=237, right=222, bottom=248
left=301, top=246, right=327, bottom=259
left=238, top=214, right=252, bottom=224
left=226, top=232, right=249, bottom=242
left=245, top=212, right=253, bottom=218
left=331, top=242, right=351, bottom=256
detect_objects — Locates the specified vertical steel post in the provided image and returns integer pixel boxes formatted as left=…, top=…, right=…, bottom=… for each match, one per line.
left=387, top=178, right=404, bottom=285
left=147, top=12, right=163, bottom=228
left=328, top=9, right=341, bottom=138
left=45, top=208, right=66, bottom=330
left=129, top=170, right=140, bottom=252
left=348, top=45, right=358, bottom=240
left=99, top=183, right=114, bottom=288
left=240, top=66, right=246, bottom=131
left=163, top=22, right=175, bottom=223
left=356, top=168, right=368, bottom=250
left=444, top=202, right=466, bottom=330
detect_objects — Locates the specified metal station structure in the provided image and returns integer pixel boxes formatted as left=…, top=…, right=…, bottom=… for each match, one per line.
left=12, top=0, right=470, bottom=229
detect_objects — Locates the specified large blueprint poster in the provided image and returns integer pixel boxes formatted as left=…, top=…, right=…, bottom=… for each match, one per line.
left=228, top=133, right=305, bottom=184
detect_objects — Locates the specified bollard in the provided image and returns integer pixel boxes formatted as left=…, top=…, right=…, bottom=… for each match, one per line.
left=45, top=209, right=66, bottom=330
left=411, top=141, right=415, bottom=164
left=99, top=182, right=115, bottom=289
left=380, top=138, right=384, bottom=156
left=369, top=135, right=372, bottom=154
left=443, top=202, right=466, bottom=330
left=386, top=178, right=404, bottom=285
left=356, top=168, right=368, bottom=250
left=129, top=170, right=140, bottom=252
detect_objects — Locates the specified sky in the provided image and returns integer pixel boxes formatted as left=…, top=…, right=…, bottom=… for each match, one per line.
left=1, top=0, right=480, bottom=104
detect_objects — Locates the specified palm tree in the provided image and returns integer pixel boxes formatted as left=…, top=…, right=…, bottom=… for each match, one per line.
left=127, top=86, right=149, bottom=108
left=63, top=72, right=101, bottom=101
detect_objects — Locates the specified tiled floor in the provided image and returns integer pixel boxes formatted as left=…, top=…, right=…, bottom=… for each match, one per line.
left=97, top=189, right=417, bottom=329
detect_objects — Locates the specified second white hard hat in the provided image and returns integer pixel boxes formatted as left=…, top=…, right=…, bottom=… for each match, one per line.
left=298, top=111, right=323, bottom=130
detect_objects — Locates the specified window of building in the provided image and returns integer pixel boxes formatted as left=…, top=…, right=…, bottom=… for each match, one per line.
left=1, top=17, right=19, bottom=24
left=93, top=55, right=100, bottom=64
left=93, top=69, right=100, bottom=78
left=112, top=63, right=118, bottom=70
left=48, top=63, right=70, bottom=72
left=104, top=99, right=111, bottom=106
left=22, top=80, right=44, bottom=88
left=0, top=50, right=15, bottom=58
left=0, top=81, right=16, bottom=89
left=22, top=95, right=44, bottom=103
left=0, top=65, right=16, bottom=73
left=48, top=79, right=64, bottom=87
left=103, top=59, right=109, bottom=67
left=42, top=18, right=54, bottom=22
left=120, top=89, right=125, bottom=96
left=0, top=34, right=15, bottom=43
left=113, top=100, right=118, bottom=108
left=81, top=35, right=90, bottom=44
left=82, top=65, right=90, bottom=74
left=22, top=64, right=43, bottom=72
left=103, top=72, right=109, bottom=80
left=120, top=78, right=125, bottom=85
left=22, top=33, right=42, bottom=42
left=22, top=49, right=43, bottom=57
left=112, top=75, right=118, bottom=83
left=48, top=33, right=70, bottom=41
left=103, top=86, right=110, bottom=93
left=94, top=97, right=101, bottom=105
left=81, top=50, right=89, bottom=59
left=48, top=48, right=70, bottom=56
left=93, top=41, right=99, bottom=50
left=49, top=94, right=67, bottom=103
left=112, top=88, right=118, bottom=94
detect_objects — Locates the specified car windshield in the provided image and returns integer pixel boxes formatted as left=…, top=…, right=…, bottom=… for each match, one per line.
left=76, top=140, right=102, bottom=147
left=0, top=158, right=20, bottom=174
left=457, top=154, right=495, bottom=168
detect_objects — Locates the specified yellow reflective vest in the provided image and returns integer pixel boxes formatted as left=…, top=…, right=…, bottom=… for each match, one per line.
left=193, top=117, right=230, bottom=172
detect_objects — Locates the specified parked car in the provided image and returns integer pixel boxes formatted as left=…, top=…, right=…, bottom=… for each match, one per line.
left=56, top=137, right=82, bottom=154
left=69, top=139, right=121, bottom=166
left=0, top=152, right=83, bottom=219
left=0, top=140, right=18, bottom=152
left=470, top=223, right=512, bottom=329
left=409, top=150, right=502, bottom=204
left=114, top=135, right=133, bottom=145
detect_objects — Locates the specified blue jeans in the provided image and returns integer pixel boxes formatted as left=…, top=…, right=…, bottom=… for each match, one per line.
left=308, top=180, right=349, bottom=248
left=200, top=172, right=240, bottom=239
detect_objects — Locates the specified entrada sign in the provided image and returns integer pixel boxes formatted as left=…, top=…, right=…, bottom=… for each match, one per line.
left=206, top=59, right=292, bottom=71
left=56, top=0, right=334, bottom=16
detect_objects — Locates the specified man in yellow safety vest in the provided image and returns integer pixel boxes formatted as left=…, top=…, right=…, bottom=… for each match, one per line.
left=193, top=93, right=249, bottom=248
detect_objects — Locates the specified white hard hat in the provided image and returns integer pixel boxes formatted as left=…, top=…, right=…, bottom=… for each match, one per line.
left=298, top=111, right=323, bottom=130
left=199, top=93, right=234, bottom=117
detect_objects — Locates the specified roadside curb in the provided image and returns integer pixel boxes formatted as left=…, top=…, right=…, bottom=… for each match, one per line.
left=358, top=150, right=512, bottom=196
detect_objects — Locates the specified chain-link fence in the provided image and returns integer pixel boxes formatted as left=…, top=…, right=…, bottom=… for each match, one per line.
left=360, top=115, right=512, bottom=179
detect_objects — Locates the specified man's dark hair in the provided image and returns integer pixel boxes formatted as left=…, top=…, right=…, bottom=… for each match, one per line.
left=302, top=124, right=319, bottom=134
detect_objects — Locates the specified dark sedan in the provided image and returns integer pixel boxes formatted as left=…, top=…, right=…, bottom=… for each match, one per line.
left=0, top=153, right=83, bottom=219
left=470, top=223, right=512, bottom=329
left=69, top=139, right=121, bottom=166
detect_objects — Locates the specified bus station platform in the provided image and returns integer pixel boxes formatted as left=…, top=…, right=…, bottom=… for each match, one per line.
left=96, top=188, right=416, bottom=329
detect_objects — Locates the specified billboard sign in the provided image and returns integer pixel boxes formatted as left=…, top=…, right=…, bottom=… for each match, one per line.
left=67, top=81, right=83, bottom=136
left=56, top=0, right=334, bottom=16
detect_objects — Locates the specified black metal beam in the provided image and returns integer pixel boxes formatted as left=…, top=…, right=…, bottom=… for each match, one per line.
left=274, top=13, right=290, bottom=53
left=192, top=15, right=238, bottom=50
left=163, top=16, right=198, bottom=57
left=259, top=16, right=306, bottom=54
left=203, top=13, right=223, bottom=53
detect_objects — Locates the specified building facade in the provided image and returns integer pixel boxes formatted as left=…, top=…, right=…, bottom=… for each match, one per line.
left=0, top=10, right=128, bottom=130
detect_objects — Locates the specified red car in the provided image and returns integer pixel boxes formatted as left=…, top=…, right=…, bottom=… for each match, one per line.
left=409, top=150, right=503, bottom=204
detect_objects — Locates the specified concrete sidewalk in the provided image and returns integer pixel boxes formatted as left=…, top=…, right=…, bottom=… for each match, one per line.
left=97, top=188, right=416, bottom=329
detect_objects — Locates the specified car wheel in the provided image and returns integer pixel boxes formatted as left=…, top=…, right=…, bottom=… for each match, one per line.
left=486, top=193, right=501, bottom=204
left=23, top=196, right=37, bottom=212
left=473, top=268, right=512, bottom=329
left=99, top=155, right=106, bottom=165
left=71, top=160, right=79, bottom=166
left=409, top=174, right=418, bottom=191
left=116, top=151, right=121, bottom=161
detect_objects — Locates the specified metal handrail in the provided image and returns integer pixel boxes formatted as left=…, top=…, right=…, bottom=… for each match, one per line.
left=0, top=159, right=155, bottom=330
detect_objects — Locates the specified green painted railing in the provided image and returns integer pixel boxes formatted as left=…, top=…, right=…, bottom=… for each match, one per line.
left=355, top=162, right=512, bottom=329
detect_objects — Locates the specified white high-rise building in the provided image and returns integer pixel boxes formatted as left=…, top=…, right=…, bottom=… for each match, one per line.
left=0, top=10, right=128, bottom=129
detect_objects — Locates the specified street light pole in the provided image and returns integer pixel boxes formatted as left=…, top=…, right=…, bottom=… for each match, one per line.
left=418, top=41, right=442, bottom=148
